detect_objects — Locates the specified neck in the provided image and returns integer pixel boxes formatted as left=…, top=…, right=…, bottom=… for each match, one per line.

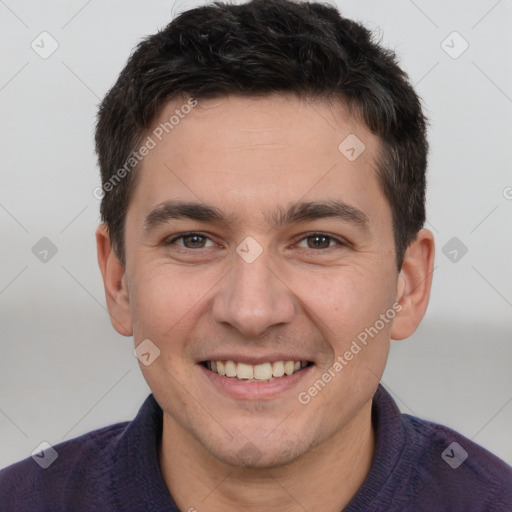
left=158, top=400, right=375, bottom=512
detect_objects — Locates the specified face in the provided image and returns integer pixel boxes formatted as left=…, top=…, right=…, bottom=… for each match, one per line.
left=117, top=94, right=402, bottom=467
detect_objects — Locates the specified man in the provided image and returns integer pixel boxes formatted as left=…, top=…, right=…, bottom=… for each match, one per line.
left=1, top=0, right=511, bottom=510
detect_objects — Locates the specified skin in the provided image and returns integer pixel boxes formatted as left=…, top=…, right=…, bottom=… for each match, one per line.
left=97, top=94, right=435, bottom=511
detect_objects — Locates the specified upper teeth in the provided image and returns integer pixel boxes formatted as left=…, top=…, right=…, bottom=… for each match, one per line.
left=207, top=360, right=307, bottom=381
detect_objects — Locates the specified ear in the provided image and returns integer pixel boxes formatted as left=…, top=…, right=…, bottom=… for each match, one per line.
left=391, top=228, right=435, bottom=340
left=96, top=224, right=133, bottom=336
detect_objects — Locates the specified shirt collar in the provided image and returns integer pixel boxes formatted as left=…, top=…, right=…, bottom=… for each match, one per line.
left=110, top=393, right=178, bottom=510
left=344, top=384, right=408, bottom=511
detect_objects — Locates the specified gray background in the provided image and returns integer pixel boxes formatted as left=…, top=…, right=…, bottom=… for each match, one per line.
left=1, top=0, right=511, bottom=469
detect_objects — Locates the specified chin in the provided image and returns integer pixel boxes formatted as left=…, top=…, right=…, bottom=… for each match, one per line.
left=203, top=434, right=314, bottom=470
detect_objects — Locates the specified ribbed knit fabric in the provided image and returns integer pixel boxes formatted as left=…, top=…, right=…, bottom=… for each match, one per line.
left=1, top=385, right=511, bottom=511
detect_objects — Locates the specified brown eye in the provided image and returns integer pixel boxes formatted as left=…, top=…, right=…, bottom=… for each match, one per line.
left=182, top=234, right=207, bottom=248
left=296, top=233, right=340, bottom=249
left=166, top=233, right=215, bottom=249
left=306, top=235, right=332, bottom=249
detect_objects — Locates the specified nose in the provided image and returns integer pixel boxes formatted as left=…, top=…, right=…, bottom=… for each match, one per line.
left=211, top=248, right=296, bottom=337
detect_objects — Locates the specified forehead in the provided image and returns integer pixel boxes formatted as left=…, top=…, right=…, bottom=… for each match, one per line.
left=128, top=94, right=390, bottom=231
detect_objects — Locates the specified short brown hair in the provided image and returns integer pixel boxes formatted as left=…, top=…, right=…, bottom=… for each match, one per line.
left=95, top=0, right=428, bottom=270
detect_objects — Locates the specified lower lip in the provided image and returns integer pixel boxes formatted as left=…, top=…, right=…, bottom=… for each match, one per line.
left=199, top=364, right=313, bottom=400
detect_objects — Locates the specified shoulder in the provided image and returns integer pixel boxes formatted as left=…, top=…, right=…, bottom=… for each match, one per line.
left=401, top=413, right=512, bottom=511
left=0, top=421, right=129, bottom=511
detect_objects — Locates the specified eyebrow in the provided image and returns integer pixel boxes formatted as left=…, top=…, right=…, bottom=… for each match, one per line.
left=143, top=199, right=369, bottom=233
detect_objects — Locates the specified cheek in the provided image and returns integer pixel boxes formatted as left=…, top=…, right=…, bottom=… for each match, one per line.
left=128, top=264, right=208, bottom=338
left=283, top=264, right=395, bottom=338
left=283, top=265, right=396, bottom=389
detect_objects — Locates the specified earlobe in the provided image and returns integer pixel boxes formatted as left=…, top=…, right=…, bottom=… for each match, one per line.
left=96, top=224, right=133, bottom=337
left=390, top=229, right=435, bottom=340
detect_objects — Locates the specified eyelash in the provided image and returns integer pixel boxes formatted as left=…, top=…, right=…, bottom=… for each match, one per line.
left=164, top=231, right=348, bottom=250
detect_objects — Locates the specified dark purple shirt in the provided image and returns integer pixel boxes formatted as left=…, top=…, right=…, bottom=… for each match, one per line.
left=1, top=385, right=511, bottom=511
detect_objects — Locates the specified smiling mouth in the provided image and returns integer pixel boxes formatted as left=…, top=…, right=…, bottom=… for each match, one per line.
left=201, top=360, right=312, bottom=382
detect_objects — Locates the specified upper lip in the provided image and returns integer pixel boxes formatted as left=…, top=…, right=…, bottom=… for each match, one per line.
left=198, top=354, right=313, bottom=365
